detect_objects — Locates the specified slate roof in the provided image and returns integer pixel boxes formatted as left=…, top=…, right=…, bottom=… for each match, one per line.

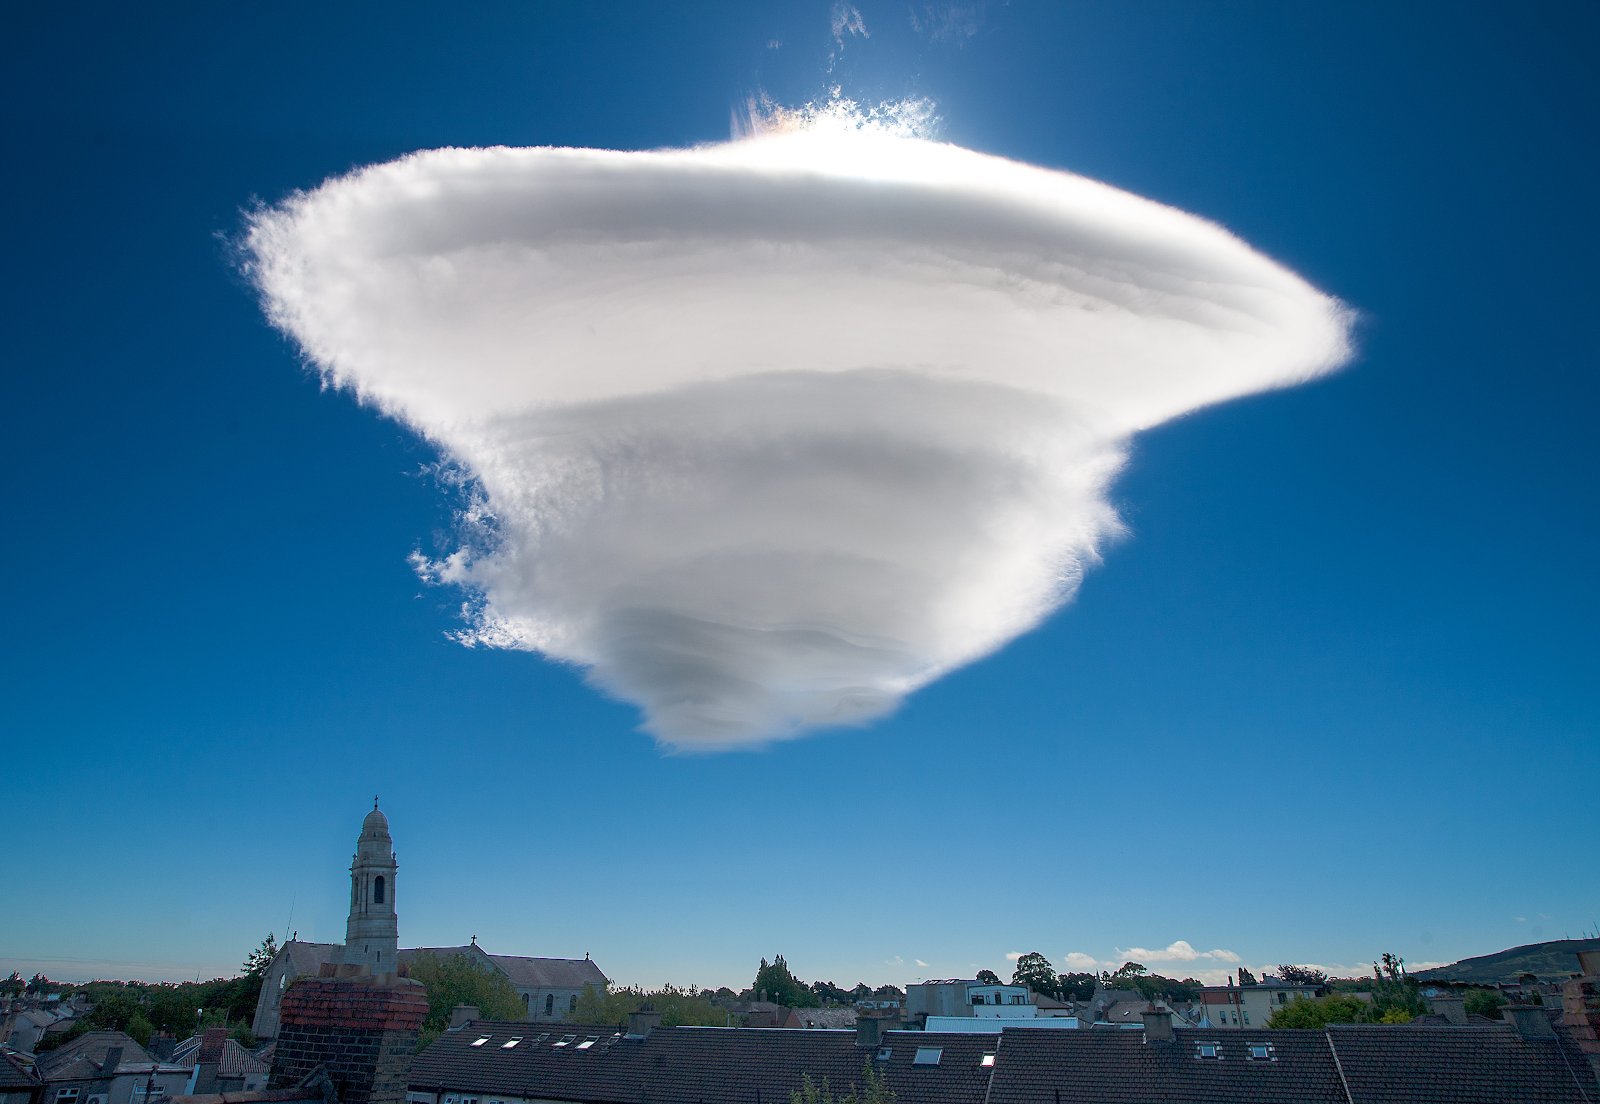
left=173, top=1038, right=271, bottom=1079
left=396, top=948, right=607, bottom=991
left=986, top=1026, right=1347, bottom=1104
left=410, top=1023, right=995, bottom=1104
left=35, top=1032, right=152, bottom=1082
left=486, top=956, right=608, bottom=990
left=1326, top=1023, right=1599, bottom=1103
left=985, top=1024, right=1600, bottom=1104
left=0, top=1051, right=44, bottom=1091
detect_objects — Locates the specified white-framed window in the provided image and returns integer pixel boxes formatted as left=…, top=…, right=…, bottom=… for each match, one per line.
left=57, top=1089, right=81, bottom=1104
left=913, top=1048, right=943, bottom=1066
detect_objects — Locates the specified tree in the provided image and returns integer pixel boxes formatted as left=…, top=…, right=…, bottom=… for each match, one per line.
left=0, top=973, right=23, bottom=997
left=974, top=970, right=1000, bottom=986
left=573, top=983, right=731, bottom=1028
left=1236, top=967, right=1257, bottom=986
left=752, top=955, right=817, bottom=1008
left=1365, top=953, right=1427, bottom=1023
left=27, top=973, right=51, bottom=996
left=1011, top=953, right=1059, bottom=997
left=406, top=952, right=526, bottom=1050
left=1463, top=989, right=1506, bottom=1020
left=1266, top=993, right=1367, bottom=1029
left=1056, top=973, right=1096, bottom=1002
left=1277, top=965, right=1328, bottom=987
left=1112, top=963, right=1148, bottom=979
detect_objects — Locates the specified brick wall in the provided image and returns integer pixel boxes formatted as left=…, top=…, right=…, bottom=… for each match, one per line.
left=268, top=977, right=429, bottom=1104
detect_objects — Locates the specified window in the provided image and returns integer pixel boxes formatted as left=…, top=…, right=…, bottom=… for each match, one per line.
left=1278, top=993, right=1288, bottom=1004
left=576, top=1037, right=599, bottom=1050
left=58, top=1090, right=81, bottom=1104
left=913, top=1048, right=943, bottom=1067
left=569, top=994, right=578, bottom=1013
left=470, top=1036, right=491, bottom=1047
left=501, top=1038, right=522, bottom=1049
left=374, top=876, right=384, bottom=904
left=971, top=994, right=984, bottom=1005
left=545, top=994, right=554, bottom=1016
left=875, top=1048, right=892, bottom=1062
left=535, top=1034, right=550, bottom=1043
left=1248, top=1044, right=1274, bottom=1061
left=522, top=994, right=530, bottom=1010
left=553, top=1035, right=576, bottom=1048
left=980, top=1054, right=995, bottom=1068
left=1242, top=1012, right=1249, bottom=1025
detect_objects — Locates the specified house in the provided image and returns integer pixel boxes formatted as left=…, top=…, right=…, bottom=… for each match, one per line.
left=32, top=1033, right=190, bottom=1104
left=984, top=1009, right=1598, bottom=1104
left=1, top=1051, right=45, bottom=1104
left=406, top=1017, right=998, bottom=1104
left=906, top=981, right=1034, bottom=1024
left=1198, top=976, right=1322, bottom=1028
left=170, top=1035, right=270, bottom=1094
left=4, top=1011, right=60, bottom=1054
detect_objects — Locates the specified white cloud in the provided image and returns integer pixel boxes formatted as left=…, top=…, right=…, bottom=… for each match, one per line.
left=831, top=1, right=869, bottom=45
left=246, top=111, right=1350, bottom=748
left=1005, top=952, right=1025, bottom=962
left=916, top=959, right=929, bottom=967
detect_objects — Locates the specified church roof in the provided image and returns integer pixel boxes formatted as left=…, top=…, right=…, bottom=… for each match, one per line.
left=488, top=955, right=609, bottom=990
left=361, top=806, right=390, bottom=838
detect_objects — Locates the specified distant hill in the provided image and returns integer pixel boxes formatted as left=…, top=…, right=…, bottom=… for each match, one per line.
left=1412, top=938, right=1600, bottom=983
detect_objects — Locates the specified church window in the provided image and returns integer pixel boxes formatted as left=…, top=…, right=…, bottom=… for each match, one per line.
left=545, top=994, right=554, bottom=1016
left=522, top=994, right=530, bottom=1010
left=570, top=994, right=578, bottom=1013
left=374, top=876, right=385, bottom=904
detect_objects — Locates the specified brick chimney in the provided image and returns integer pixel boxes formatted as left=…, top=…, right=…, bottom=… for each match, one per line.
left=1141, top=1004, right=1174, bottom=1043
left=447, top=1005, right=479, bottom=1031
left=855, top=1010, right=894, bottom=1048
left=1426, top=995, right=1468, bottom=1026
left=626, top=1010, right=661, bottom=1038
left=100, top=1046, right=124, bottom=1077
left=147, top=1033, right=176, bottom=1062
left=193, top=1027, right=227, bottom=1094
left=1503, top=1005, right=1555, bottom=1038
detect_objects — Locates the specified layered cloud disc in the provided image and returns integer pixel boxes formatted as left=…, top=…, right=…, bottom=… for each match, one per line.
left=245, top=128, right=1350, bottom=747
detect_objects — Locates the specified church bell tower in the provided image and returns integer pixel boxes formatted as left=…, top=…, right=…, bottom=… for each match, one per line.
left=335, top=798, right=399, bottom=970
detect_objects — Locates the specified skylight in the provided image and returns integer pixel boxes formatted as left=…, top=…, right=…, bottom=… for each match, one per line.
left=500, top=1038, right=521, bottom=1049
left=980, top=1054, right=995, bottom=1068
left=552, top=1035, right=577, bottom=1048
left=875, top=1047, right=892, bottom=1062
left=576, top=1037, right=599, bottom=1050
left=913, top=1048, right=943, bottom=1066
left=470, top=1037, right=491, bottom=1047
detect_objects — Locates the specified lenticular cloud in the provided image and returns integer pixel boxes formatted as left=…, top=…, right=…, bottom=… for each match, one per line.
left=246, top=122, right=1350, bottom=748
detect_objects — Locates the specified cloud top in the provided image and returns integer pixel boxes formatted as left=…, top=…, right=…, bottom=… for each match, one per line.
left=245, top=123, right=1349, bottom=748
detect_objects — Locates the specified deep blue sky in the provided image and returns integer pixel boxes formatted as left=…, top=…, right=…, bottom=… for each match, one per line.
left=3, top=1, right=1595, bottom=989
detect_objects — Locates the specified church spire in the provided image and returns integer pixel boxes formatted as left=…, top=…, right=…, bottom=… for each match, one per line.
left=334, top=801, right=399, bottom=971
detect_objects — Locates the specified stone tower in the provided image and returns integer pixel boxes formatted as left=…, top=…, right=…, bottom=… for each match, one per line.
left=333, top=799, right=399, bottom=970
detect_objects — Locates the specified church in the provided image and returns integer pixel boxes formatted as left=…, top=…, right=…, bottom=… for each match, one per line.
left=251, top=803, right=608, bottom=1039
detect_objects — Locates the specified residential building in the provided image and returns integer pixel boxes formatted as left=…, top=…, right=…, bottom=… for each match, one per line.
left=1198, top=977, right=1321, bottom=1029
left=252, top=804, right=607, bottom=1040
left=398, top=1009, right=1598, bottom=1104
left=906, top=981, right=1034, bottom=1025
left=32, top=1033, right=190, bottom=1104
left=1, top=1051, right=45, bottom=1104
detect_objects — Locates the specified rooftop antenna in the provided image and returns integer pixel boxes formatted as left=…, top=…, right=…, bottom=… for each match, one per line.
left=285, top=895, right=296, bottom=946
